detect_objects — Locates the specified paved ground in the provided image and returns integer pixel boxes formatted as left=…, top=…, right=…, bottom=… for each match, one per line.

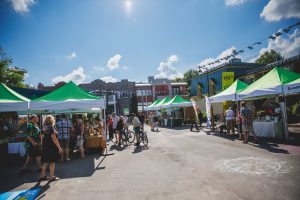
left=1, top=125, right=300, bottom=200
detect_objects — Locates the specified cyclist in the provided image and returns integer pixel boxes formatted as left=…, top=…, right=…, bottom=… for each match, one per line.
left=131, top=113, right=141, bottom=146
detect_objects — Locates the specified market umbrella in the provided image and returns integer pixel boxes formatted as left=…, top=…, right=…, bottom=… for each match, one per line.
left=239, top=67, right=300, bottom=99
left=283, top=78, right=300, bottom=95
left=152, top=97, right=171, bottom=110
left=0, top=83, right=30, bottom=112
left=30, top=81, right=105, bottom=112
left=209, top=79, right=248, bottom=103
left=161, top=95, right=192, bottom=109
left=145, top=99, right=161, bottom=111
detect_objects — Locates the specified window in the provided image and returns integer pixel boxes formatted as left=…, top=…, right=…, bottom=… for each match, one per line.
left=122, top=91, right=129, bottom=98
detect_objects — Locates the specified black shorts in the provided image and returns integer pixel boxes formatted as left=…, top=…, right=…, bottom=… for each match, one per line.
left=27, top=145, right=41, bottom=158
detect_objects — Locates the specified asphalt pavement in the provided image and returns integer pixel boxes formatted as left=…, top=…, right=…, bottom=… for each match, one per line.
left=1, top=125, right=300, bottom=200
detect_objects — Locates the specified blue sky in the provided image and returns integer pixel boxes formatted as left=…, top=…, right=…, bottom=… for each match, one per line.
left=1, top=0, right=299, bottom=86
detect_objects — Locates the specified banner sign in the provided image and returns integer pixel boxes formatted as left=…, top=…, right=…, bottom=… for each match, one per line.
left=205, top=96, right=211, bottom=127
left=222, top=72, right=234, bottom=91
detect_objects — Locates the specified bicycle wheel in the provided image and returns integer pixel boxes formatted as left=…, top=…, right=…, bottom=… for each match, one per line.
left=122, top=134, right=128, bottom=146
left=142, top=133, right=148, bottom=146
left=127, top=130, right=135, bottom=143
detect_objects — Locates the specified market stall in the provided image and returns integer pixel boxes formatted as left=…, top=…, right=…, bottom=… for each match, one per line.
left=239, top=67, right=300, bottom=140
left=144, top=99, right=161, bottom=111
left=29, top=81, right=106, bottom=151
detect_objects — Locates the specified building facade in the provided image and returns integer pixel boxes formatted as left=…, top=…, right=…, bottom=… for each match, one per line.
left=79, top=79, right=136, bottom=115
left=191, top=58, right=264, bottom=114
left=136, top=76, right=188, bottom=111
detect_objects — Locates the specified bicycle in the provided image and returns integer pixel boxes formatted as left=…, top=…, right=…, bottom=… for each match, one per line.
left=136, top=130, right=148, bottom=146
left=121, top=127, right=135, bottom=146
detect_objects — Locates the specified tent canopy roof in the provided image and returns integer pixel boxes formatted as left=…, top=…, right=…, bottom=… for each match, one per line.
left=33, top=81, right=101, bottom=102
left=240, top=67, right=300, bottom=98
left=0, top=83, right=30, bottom=103
left=155, top=97, right=171, bottom=107
left=213, top=79, right=248, bottom=98
left=165, top=95, right=191, bottom=105
left=147, top=99, right=161, bottom=108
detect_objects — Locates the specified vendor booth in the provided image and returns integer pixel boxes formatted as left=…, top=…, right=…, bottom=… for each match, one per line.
left=239, top=67, right=300, bottom=140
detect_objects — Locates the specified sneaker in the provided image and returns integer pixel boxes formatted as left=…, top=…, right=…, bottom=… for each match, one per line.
left=134, top=142, right=140, bottom=146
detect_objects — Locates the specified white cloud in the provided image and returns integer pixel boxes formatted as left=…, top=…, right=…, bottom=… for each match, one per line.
left=100, top=76, right=118, bottom=83
left=9, top=0, right=36, bottom=13
left=155, top=55, right=183, bottom=80
left=225, top=0, right=248, bottom=6
left=106, top=54, right=122, bottom=70
left=24, top=73, right=29, bottom=78
left=199, top=47, right=239, bottom=69
left=123, top=66, right=128, bottom=70
left=67, top=51, right=77, bottom=60
left=52, top=67, right=86, bottom=84
left=260, top=0, right=300, bottom=22
left=255, top=28, right=300, bottom=60
left=93, top=66, right=105, bottom=71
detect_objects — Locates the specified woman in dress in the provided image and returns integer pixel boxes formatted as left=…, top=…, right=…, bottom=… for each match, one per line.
left=39, top=115, right=62, bottom=181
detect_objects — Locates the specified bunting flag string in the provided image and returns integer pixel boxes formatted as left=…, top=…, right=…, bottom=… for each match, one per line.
left=198, top=21, right=300, bottom=71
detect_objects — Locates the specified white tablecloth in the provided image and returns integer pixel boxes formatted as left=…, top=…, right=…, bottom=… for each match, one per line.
left=8, top=142, right=26, bottom=157
left=253, top=121, right=284, bottom=138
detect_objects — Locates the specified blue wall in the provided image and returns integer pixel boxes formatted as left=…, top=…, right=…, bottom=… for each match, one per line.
left=191, top=66, right=257, bottom=96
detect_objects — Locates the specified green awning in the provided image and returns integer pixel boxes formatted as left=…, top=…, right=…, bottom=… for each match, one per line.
left=152, top=97, right=171, bottom=110
left=145, top=99, right=162, bottom=110
left=161, top=95, right=192, bottom=108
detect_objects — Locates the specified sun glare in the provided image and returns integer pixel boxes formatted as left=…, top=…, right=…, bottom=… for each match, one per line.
left=124, top=0, right=133, bottom=14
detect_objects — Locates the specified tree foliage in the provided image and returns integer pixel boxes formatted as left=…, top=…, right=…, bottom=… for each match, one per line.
left=0, top=47, right=27, bottom=87
left=255, top=49, right=283, bottom=64
left=173, top=69, right=199, bottom=96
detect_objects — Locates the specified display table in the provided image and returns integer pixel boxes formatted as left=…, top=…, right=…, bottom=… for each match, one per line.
left=8, top=142, right=26, bottom=157
left=85, top=136, right=106, bottom=150
left=253, top=121, right=284, bottom=138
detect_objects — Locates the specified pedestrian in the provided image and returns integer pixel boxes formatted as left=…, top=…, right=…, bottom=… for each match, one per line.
left=21, top=115, right=42, bottom=173
left=139, top=112, right=145, bottom=131
left=225, top=107, right=235, bottom=136
left=74, top=118, right=85, bottom=158
left=197, top=109, right=203, bottom=127
left=153, top=115, right=159, bottom=132
left=163, top=112, right=168, bottom=127
left=107, top=115, right=114, bottom=141
left=190, top=110, right=199, bottom=132
left=240, top=102, right=253, bottom=143
left=116, top=116, right=125, bottom=146
left=112, top=112, right=119, bottom=144
left=39, top=115, right=62, bottom=182
left=95, top=116, right=107, bottom=149
left=132, top=113, right=141, bottom=146
left=56, top=113, right=72, bottom=162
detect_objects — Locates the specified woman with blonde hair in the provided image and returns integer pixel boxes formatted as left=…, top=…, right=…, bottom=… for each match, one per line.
left=39, top=115, right=62, bottom=181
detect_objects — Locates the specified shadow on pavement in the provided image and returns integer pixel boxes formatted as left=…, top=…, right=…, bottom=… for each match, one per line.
left=248, top=141, right=290, bottom=154
left=0, top=153, right=106, bottom=193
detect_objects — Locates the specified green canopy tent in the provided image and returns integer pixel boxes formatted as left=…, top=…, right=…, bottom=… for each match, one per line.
left=209, top=80, right=249, bottom=103
left=283, top=77, right=300, bottom=95
left=161, top=95, right=192, bottom=109
left=0, top=83, right=30, bottom=112
left=238, top=67, right=300, bottom=141
left=144, top=99, right=161, bottom=111
left=238, top=67, right=300, bottom=99
left=152, top=97, right=171, bottom=110
left=30, top=81, right=105, bottom=113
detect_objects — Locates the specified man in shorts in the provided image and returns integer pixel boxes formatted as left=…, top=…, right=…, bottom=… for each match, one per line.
left=132, top=113, right=141, bottom=146
left=56, top=113, right=73, bottom=161
left=112, top=112, right=119, bottom=143
left=240, top=102, right=252, bottom=143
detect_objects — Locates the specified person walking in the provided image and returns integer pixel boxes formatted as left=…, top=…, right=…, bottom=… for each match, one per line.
left=132, top=113, right=141, bottom=146
left=190, top=111, right=199, bottom=132
left=139, top=112, right=145, bottom=131
left=153, top=115, right=159, bottom=132
left=240, top=102, right=252, bottom=143
left=197, top=109, right=203, bottom=128
left=225, top=107, right=235, bottom=136
left=116, top=116, right=125, bottom=146
left=74, top=119, right=85, bottom=158
left=107, top=115, right=114, bottom=141
left=112, top=112, right=119, bottom=144
left=56, top=113, right=72, bottom=162
left=21, top=115, right=42, bottom=173
left=39, top=115, right=62, bottom=182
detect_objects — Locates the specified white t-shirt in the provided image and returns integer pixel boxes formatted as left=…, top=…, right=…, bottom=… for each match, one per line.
left=225, top=109, right=234, bottom=121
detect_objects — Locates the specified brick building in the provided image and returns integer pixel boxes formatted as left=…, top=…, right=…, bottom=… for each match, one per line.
left=136, top=76, right=188, bottom=111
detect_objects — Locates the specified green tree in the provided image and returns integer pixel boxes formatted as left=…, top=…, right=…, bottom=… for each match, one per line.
left=255, top=49, right=283, bottom=64
left=0, top=47, right=27, bottom=87
left=173, top=69, right=199, bottom=96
